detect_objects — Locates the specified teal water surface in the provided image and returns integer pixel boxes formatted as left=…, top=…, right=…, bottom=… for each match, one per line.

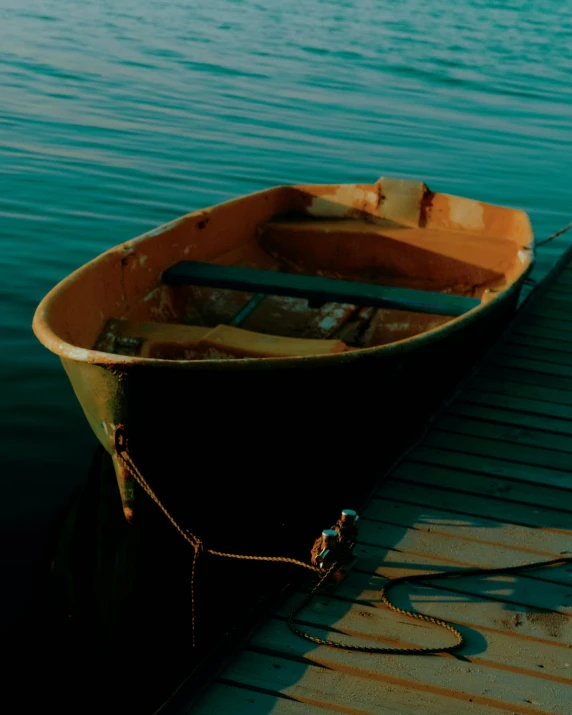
left=1, top=0, right=571, bottom=625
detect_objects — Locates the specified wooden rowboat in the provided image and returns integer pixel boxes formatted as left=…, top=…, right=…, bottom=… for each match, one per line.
left=33, top=177, right=533, bottom=534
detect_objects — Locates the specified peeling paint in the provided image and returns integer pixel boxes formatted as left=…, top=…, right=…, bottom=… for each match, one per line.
left=449, top=198, right=485, bottom=231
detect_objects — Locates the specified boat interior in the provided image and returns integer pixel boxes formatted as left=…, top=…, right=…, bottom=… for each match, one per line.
left=54, top=180, right=532, bottom=362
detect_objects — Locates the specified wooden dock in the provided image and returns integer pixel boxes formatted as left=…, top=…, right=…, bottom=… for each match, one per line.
left=185, top=254, right=572, bottom=715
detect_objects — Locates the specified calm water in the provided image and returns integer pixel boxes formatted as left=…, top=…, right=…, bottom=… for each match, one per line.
left=1, top=0, right=571, bottom=624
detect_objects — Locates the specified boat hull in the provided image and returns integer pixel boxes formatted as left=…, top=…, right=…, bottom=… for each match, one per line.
left=34, top=177, right=534, bottom=533
left=60, top=277, right=522, bottom=542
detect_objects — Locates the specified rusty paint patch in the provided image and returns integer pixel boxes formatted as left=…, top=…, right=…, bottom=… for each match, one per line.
left=419, top=187, right=435, bottom=228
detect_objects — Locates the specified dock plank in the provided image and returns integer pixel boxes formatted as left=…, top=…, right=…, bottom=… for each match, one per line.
left=448, top=401, right=572, bottom=439
left=464, top=375, right=572, bottom=407
left=434, top=413, right=572, bottom=454
left=391, top=461, right=572, bottom=515
left=410, top=445, right=572, bottom=490
left=480, top=362, right=572, bottom=391
left=531, top=306, right=572, bottom=325
left=423, top=430, right=572, bottom=474
left=536, top=295, right=572, bottom=311
left=487, top=353, right=572, bottom=379
left=247, top=620, right=570, bottom=714
left=515, top=318, right=572, bottom=339
left=376, top=478, right=572, bottom=530
left=362, top=500, right=571, bottom=556
left=513, top=322, right=572, bottom=344
left=209, top=650, right=514, bottom=715
left=189, top=682, right=334, bottom=714
left=355, top=523, right=572, bottom=595
left=507, top=333, right=572, bottom=355
left=350, top=537, right=572, bottom=592
left=498, top=343, right=572, bottom=368
left=454, top=391, right=572, bottom=429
